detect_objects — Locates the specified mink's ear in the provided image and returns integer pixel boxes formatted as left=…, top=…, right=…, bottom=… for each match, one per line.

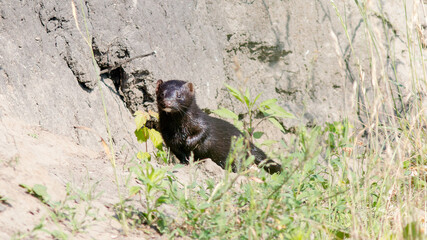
left=185, top=82, right=194, bottom=95
left=156, top=80, right=164, bottom=94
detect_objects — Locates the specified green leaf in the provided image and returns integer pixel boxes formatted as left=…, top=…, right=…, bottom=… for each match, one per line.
left=33, top=221, right=45, bottom=231
left=135, top=127, right=150, bottom=143
left=253, top=93, right=262, bottom=106
left=244, top=89, right=250, bottom=107
left=20, top=184, right=50, bottom=204
left=156, top=150, right=169, bottom=164
left=268, top=118, right=285, bottom=132
left=244, top=88, right=250, bottom=98
left=402, top=159, right=411, bottom=169
left=260, top=98, right=278, bottom=108
left=260, top=99, right=295, bottom=119
left=32, top=184, right=49, bottom=201
left=156, top=196, right=169, bottom=206
left=137, top=151, right=151, bottom=161
left=268, top=103, right=295, bottom=119
left=129, top=186, right=142, bottom=196
left=212, top=107, right=239, bottom=120
left=19, top=183, right=32, bottom=192
left=149, top=129, right=164, bottom=150
left=134, top=111, right=150, bottom=129
left=225, top=83, right=244, bottom=103
left=198, top=202, right=211, bottom=210
left=332, top=230, right=350, bottom=240
left=253, top=131, right=264, bottom=139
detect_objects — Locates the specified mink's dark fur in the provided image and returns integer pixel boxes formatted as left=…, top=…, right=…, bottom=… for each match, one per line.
left=156, top=80, right=282, bottom=174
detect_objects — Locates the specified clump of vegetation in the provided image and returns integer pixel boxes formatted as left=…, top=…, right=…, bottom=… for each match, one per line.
left=125, top=110, right=171, bottom=231
left=17, top=181, right=102, bottom=239
left=128, top=87, right=425, bottom=239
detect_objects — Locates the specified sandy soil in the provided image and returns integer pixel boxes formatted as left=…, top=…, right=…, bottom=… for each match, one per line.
left=0, top=116, right=228, bottom=239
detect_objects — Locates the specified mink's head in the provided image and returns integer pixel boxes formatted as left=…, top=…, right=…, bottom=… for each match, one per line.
left=156, top=80, right=195, bottom=113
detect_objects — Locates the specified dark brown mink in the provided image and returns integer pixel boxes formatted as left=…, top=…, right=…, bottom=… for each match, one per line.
left=156, top=80, right=282, bottom=174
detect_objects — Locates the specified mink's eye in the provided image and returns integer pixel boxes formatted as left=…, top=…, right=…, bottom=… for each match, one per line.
left=176, top=92, right=182, bottom=99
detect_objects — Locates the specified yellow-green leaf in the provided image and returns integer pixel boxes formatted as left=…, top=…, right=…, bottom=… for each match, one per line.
left=268, top=118, right=285, bottom=132
left=225, top=83, right=244, bottom=103
left=134, top=111, right=150, bottom=129
left=253, top=93, right=262, bottom=106
left=137, top=151, right=151, bottom=161
left=268, top=103, right=295, bottom=119
left=260, top=99, right=295, bottom=119
left=244, top=89, right=250, bottom=107
left=149, top=129, right=163, bottom=150
left=260, top=98, right=277, bottom=107
left=212, top=107, right=239, bottom=120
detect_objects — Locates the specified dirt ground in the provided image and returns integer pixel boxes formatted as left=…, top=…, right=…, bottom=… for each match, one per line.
left=0, top=115, right=228, bottom=239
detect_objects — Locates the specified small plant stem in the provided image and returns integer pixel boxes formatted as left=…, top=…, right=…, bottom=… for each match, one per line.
left=72, top=0, right=129, bottom=234
left=96, top=45, right=129, bottom=236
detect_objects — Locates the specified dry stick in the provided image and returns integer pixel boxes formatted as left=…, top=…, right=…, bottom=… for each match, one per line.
left=99, top=51, right=156, bottom=75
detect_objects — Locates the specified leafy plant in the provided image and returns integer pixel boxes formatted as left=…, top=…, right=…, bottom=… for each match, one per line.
left=129, top=110, right=176, bottom=230
left=12, top=219, right=49, bottom=240
left=213, top=84, right=295, bottom=139
left=19, top=181, right=102, bottom=237
left=50, top=182, right=102, bottom=234
left=20, top=184, right=51, bottom=205
left=128, top=160, right=170, bottom=229
left=134, top=110, right=169, bottom=163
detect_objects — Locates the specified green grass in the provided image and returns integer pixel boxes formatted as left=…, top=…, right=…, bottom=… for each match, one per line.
left=128, top=114, right=425, bottom=239
left=15, top=180, right=102, bottom=239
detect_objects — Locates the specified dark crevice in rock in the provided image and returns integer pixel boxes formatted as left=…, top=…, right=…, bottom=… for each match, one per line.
left=93, top=40, right=155, bottom=114
left=76, top=81, right=93, bottom=93
left=109, top=67, right=125, bottom=93
left=93, top=41, right=127, bottom=98
left=226, top=39, right=292, bottom=64
left=275, top=87, right=299, bottom=95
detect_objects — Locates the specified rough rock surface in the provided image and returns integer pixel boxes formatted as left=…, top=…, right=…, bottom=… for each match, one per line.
left=0, top=0, right=424, bottom=238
